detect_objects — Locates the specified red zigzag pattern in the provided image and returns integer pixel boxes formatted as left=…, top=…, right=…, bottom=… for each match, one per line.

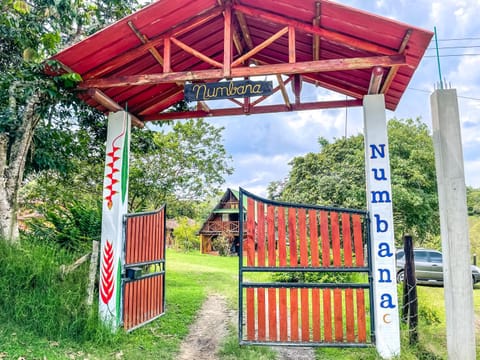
left=105, top=145, right=120, bottom=210
left=100, top=241, right=114, bottom=304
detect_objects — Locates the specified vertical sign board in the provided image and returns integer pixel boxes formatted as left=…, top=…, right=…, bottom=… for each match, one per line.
left=99, top=111, right=131, bottom=329
left=363, top=95, right=400, bottom=358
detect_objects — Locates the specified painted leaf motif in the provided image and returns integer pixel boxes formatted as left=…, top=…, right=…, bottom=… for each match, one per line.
left=121, top=126, right=129, bottom=204
left=100, top=241, right=114, bottom=304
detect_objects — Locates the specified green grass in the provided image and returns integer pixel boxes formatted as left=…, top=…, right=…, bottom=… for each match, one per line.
left=1, top=241, right=476, bottom=359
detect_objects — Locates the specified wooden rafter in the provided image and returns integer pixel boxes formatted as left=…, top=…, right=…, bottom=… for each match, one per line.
left=368, top=66, right=384, bottom=94
left=88, top=89, right=144, bottom=128
left=138, top=87, right=184, bottom=115
left=79, top=55, right=406, bottom=88
left=381, top=29, right=413, bottom=94
left=223, top=2, right=233, bottom=77
left=252, top=75, right=293, bottom=107
left=82, top=8, right=223, bottom=79
left=170, top=37, right=224, bottom=69
left=233, top=4, right=396, bottom=55
left=312, top=2, right=321, bottom=61
left=143, top=99, right=363, bottom=122
left=127, top=21, right=164, bottom=66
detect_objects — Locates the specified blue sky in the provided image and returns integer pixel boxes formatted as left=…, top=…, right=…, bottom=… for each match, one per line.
left=163, top=1, right=480, bottom=196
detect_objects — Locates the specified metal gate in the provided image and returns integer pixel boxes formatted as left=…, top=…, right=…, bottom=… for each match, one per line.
left=239, top=188, right=374, bottom=347
left=122, top=206, right=166, bottom=331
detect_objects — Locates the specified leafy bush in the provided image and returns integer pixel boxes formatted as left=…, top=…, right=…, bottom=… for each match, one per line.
left=212, top=232, right=233, bottom=256
left=173, top=217, right=200, bottom=252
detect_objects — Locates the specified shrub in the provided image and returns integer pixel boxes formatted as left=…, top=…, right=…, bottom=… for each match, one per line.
left=173, top=217, right=200, bottom=252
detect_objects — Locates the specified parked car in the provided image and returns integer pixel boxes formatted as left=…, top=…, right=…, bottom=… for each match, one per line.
left=396, top=248, right=480, bottom=286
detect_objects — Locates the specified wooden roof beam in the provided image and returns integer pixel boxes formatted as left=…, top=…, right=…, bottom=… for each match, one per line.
left=170, top=37, right=224, bottom=69
left=144, top=99, right=363, bottom=121
left=251, top=75, right=293, bottom=107
left=233, top=4, right=397, bottom=55
left=79, top=54, right=406, bottom=88
left=88, top=89, right=144, bottom=128
left=312, top=2, right=321, bottom=61
left=381, top=29, right=413, bottom=94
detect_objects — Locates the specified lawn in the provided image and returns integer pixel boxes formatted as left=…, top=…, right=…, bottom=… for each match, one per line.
left=1, top=247, right=479, bottom=359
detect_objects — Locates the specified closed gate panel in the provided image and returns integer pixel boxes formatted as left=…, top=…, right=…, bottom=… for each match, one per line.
left=239, top=188, right=374, bottom=347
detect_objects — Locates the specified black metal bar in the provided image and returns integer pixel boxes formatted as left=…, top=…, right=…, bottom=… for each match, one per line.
left=239, top=340, right=372, bottom=347
left=122, top=271, right=166, bottom=283
left=239, top=187, right=368, bottom=215
left=366, top=213, right=376, bottom=345
left=242, top=282, right=370, bottom=289
left=242, top=266, right=370, bottom=273
left=124, top=259, right=166, bottom=268
left=124, top=205, right=166, bottom=219
left=238, top=189, right=245, bottom=344
left=162, top=205, right=167, bottom=316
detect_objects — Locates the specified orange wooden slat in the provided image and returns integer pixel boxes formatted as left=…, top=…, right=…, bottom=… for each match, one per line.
left=312, top=288, right=321, bottom=341
left=278, top=207, right=287, bottom=267
left=331, top=212, right=341, bottom=267
left=298, top=209, right=308, bottom=267
left=345, top=288, right=355, bottom=342
left=333, top=288, right=343, bottom=341
left=247, top=197, right=256, bottom=267
left=356, top=289, right=367, bottom=342
left=257, top=201, right=266, bottom=267
left=342, top=213, right=353, bottom=267
left=258, top=288, right=266, bottom=341
left=268, top=288, right=277, bottom=341
left=290, top=288, right=299, bottom=341
left=133, top=217, right=139, bottom=264
left=123, top=283, right=130, bottom=329
left=267, top=205, right=276, bottom=267
left=246, top=288, right=255, bottom=340
left=309, top=210, right=319, bottom=267
left=301, top=287, right=310, bottom=341
left=279, top=288, right=288, bottom=341
left=126, top=218, right=131, bottom=264
left=353, top=214, right=364, bottom=267
left=320, top=211, right=330, bottom=267
left=288, top=208, right=297, bottom=267
left=323, top=288, right=332, bottom=342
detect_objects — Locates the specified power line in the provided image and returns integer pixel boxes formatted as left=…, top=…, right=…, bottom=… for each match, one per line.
left=408, top=87, right=480, bottom=102
left=424, top=54, right=480, bottom=58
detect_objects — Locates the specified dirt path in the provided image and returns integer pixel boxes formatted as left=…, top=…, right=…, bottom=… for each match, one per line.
left=176, top=294, right=234, bottom=360
left=176, top=293, right=315, bottom=360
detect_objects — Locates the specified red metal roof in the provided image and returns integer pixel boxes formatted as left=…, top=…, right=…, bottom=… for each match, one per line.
left=47, top=0, right=433, bottom=125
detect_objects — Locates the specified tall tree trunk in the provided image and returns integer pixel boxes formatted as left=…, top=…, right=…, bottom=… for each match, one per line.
left=0, top=89, right=43, bottom=243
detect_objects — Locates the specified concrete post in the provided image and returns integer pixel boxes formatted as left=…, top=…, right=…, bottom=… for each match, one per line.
left=363, top=95, right=400, bottom=359
left=431, top=89, right=475, bottom=359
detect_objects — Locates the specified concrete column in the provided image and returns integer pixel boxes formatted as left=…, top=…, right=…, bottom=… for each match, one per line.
left=363, top=95, right=400, bottom=359
left=99, top=111, right=131, bottom=330
left=431, top=89, right=475, bottom=359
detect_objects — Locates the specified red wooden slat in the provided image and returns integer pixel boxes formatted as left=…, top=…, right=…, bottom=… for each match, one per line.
left=126, top=218, right=131, bottom=264
left=342, top=213, right=353, bottom=267
left=290, top=288, right=299, bottom=341
left=258, top=287, right=266, bottom=341
left=356, top=289, right=367, bottom=342
left=320, top=211, right=330, bottom=267
left=298, top=209, right=308, bottom=267
left=133, top=217, right=139, bottom=263
left=345, top=289, right=355, bottom=342
left=267, top=205, right=276, bottom=267
left=268, top=288, right=277, bottom=341
left=257, top=201, right=265, bottom=267
left=247, top=197, right=256, bottom=267
left=278, top=207, right=287, bottom=267
left=353, top=214, right=364, bottom=267
left=124, top=283, right=130, bottom=329
left=309, top=210, right=319, bottom=267
left=312, top=288, right=321, bottom=341
left=247, top=288, right=255, bottom=340
left=288, top=208, right=297, bottom=267
left=279, top=288, right=288, bottom=341
left=301, top=287, right=309, bottom=341
left=267, top=206, right=277, bottom=341
left=331, top=212, right=341, bottom=267
left=334, top=288, right=343, bottom=341
left=323, top=289, right=332, bottom=341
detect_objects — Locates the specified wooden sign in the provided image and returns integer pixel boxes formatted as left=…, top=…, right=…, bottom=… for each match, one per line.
left=184, top=80, right=273, bottom=101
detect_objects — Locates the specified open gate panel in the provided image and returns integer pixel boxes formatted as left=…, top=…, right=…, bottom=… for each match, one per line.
left=122, top=207, right=166, bottom=332
left=239, top=188, right=374, bottom=347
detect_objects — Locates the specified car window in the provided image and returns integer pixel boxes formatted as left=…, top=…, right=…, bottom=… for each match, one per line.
left=429, top=252, right=442, bottom=263
left=414, top=251, right=428, bottom=261
left=396, top=251, right=404, bottom=260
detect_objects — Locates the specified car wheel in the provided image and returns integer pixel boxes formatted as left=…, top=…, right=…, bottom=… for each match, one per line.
left=397, top=270, right=405, bottom=283
left=473, top=276, right=476, bottom=290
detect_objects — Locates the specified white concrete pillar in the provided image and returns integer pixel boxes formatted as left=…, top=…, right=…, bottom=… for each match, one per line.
left=363, top=94, right=400, bottom=359
left=99, top=111, right=131, bottom=329
left=431, top=89, right=475, bottom=359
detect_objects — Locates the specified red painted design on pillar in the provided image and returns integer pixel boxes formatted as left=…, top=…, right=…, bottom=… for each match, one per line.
left=101, top=241, right=114, bottom=304
left=104, top=119, right=126, bottom=210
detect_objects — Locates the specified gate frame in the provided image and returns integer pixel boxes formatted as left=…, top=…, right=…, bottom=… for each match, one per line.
left=238, top=187, right=375, bottom=347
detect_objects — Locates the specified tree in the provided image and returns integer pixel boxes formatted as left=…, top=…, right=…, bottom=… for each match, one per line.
left=0, top=0, right=141, bottom=242
left=270, top=118, right=440, bottom=244
left=467, top=187, right=480, bottom=216
left=128, top=119, right=234, bottom=212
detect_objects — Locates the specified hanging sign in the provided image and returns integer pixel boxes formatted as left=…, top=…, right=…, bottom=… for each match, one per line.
left=184, top=80, right=273, bottom=101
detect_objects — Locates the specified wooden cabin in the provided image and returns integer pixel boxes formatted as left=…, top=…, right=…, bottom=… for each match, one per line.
left=198, top=188, right=246, bottom=254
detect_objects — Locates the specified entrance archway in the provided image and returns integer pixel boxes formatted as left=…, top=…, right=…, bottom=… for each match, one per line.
left=46, top=1, right=433, bottom=358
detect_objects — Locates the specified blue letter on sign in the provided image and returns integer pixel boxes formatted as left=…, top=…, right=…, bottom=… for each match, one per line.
left=370, top=144, right=386, bottom=159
